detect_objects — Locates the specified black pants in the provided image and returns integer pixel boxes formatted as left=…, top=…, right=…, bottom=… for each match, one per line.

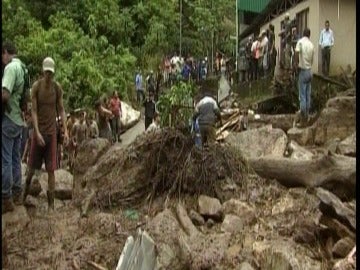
left=110, top=116, right=121, bottom=142
left=251, top=58, right=258, bottom=81
left=136, top=90, right=145, bottom=103
left=322, top=47, right=331, bottom=76
left=145, top=116, right=153, bottom=130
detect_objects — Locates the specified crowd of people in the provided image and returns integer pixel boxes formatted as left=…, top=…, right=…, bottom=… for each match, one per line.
left=1, top=41, right=161, bottom=214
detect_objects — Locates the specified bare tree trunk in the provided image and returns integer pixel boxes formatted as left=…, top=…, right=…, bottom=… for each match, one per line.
left=248, top=152, right=356, bottom=189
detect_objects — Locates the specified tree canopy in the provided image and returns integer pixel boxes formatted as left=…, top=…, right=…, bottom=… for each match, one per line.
left=2, top=0, right=236, bottom=110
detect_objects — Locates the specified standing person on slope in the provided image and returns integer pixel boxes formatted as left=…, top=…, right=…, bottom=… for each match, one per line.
left=23, top=57, right=69, bottom=212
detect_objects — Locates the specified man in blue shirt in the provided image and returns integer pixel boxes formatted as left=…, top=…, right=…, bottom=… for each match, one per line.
left=319, top=20, right=334, bottom=76
left=135, top=70, right=144, bottom=103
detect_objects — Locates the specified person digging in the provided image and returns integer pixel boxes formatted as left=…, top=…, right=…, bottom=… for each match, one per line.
left=192, top=92, right=222, bottom=148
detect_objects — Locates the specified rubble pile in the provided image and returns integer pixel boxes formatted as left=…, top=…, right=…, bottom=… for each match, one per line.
left=77, top=128, right=250, bottom=210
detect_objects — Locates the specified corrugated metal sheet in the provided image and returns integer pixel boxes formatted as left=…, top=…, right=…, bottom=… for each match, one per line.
left=238, top=0, right=272, bottom=13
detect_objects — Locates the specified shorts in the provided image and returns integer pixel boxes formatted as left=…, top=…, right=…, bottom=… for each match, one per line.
left=28, top=133, right=58, bottom=172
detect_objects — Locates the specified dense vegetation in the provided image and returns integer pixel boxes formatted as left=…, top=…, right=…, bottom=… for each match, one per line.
left=3, top=0, right=236, bottom=110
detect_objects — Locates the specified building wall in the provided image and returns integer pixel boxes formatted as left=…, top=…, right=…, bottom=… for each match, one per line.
left=318, top=0, right=356, bottom=75
left=259, top=0, right=320, bottom=73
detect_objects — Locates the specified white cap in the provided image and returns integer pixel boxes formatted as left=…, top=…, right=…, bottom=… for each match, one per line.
left=43, top=57, right=55, bottom=73
left=285, top=12, right=290, bottom=18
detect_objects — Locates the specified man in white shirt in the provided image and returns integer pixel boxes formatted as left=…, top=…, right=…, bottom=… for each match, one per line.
left=293, top=28, right=314, bottom=128
left=319, top=20, right=334, bottom=76
left=260, top=30, right=269, bottom=77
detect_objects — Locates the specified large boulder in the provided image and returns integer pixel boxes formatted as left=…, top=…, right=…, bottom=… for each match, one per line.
left=226, top=125, right=288, bottom=159
left=74, top=138, right=111, bottom=175
left=287, top=127, right=314, bottom=146
left=336, top=132, right=356, bottom=157
left=39, top=169, right=73, bottom=200
left=286, top=141, right=314, bottom=160
left=313, top=96, right=356, bottom=145
left=222, top=199, right=256, bottom=225
left=221, top=214, right=244, bottom=234
left=198, top=195, right=223, bottom=221
left=287, top=96, right=356, bottom=146
left=147, top=208, right=232, bottom=270
left=120, top=101, right=141, bottom=131
left=252, top=239, right=322, bottom=270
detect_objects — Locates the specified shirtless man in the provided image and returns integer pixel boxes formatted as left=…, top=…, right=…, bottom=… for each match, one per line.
left=86, top=113, right=99, bottom=139
left=71, top=111, right=87, bottom=147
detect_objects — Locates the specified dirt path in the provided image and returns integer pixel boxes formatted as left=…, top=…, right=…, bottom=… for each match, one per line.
left=120, top=119, right=145, bottom=147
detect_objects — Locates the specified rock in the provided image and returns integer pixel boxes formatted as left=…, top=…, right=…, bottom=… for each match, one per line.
left=24, top=195, right=38, bottom=208
left=336, top=133, right=356, bottom=157
left=78, top=144, right=124, bottom=191
left=39, top=169, right=73, bottom=200
left=332, top=259, right=355, bottom=270
left=189, top=232, right=231, bottom=269
left=252, top=239, right=322, bottom=270
left=74, top=138, right=111, bottom=175
left=238, top=262, right=255, bottom=270
left=319, top=215, right=356, bottom=240
left=326, top=138, right=342, bottom=154
left=189, top=210, right=205, bottom=226
left=287, top=127, right=314, bottom=146
left=120, top=101, right=141, bottom=130
left=206, top=218, right=215, bottom=228
left=2, top=206, right=30, bottom=230
left=316, top=188, right=356, bottom=231
left=147, top=209, right=186, bottom=270
left=332, top=237, right=355, bottom=258
left=224, top=244, right=241, bottom=264
left=222, top=199, right=256, bottom=225
left=221, top=214, right=244, bottom=234
left=198, top=195, right=222, bottom=220
left=313, top=96, right=356, bottom=145
left=155, top=244, right=177, bottom=270
left=272, top=193, right=296, bottom=215
left=336, top=88, right=356, bottom=97
left=29, top=177, right=42, bottom=197
left=226, top=126, right=288, bottom=159
left=286, top=140, right=314, bottom=160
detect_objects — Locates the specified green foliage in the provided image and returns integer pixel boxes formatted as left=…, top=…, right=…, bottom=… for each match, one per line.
left=3, top=0, right=236, bottom=110
left=157, top=82, right=196, bottom=127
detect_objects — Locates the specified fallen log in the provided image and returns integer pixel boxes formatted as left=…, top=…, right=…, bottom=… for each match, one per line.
left=248, top=152, right=356, bottom=190
left=216, top=112, right=240, bottom=136
left=313, top=73, right=348, bottom=88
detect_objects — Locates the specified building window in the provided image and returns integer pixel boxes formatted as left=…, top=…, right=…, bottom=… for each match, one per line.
left=296, top=8, right=309, bottom=37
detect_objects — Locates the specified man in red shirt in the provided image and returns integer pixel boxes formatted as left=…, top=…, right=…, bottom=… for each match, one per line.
left=109, top=91, right=122, bottom=143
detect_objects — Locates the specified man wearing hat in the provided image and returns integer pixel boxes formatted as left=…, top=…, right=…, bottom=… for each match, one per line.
left=23, top=57, right=69, bottom=212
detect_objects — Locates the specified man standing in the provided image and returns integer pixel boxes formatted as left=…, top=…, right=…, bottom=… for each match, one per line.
left=135, top=70, right=144, bottom=103
left=245, top=36, right=253, bottom=81
left=192, top=92, right=222, bottom=147
left=109, top=91, right=122, bottom=143
left=319, top=20, right=334, bottom=76
left=279, top=13, right=292, bottom=70
left=143, top=92, right=156, bottom=131
left=267, top=24, right=276, bottom=77
left=293, top=28, right=314, bottom=128
left=251, top=36, right=261, bottom=81
left=259, top=30, right=269, bottom=78
left=23, top=57, right=69, bottom=211
left=2, top=41, right=26, bottom=213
